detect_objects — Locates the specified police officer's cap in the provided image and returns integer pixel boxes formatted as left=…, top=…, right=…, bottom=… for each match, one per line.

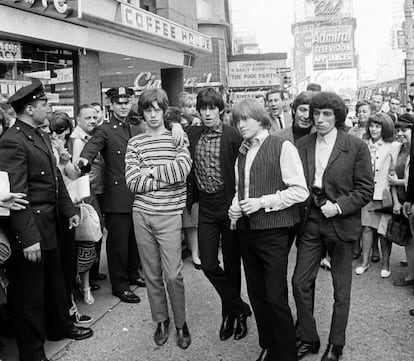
left=105, top=87, right=134, bottom=103
left=8, top=79, right=48, bottom=110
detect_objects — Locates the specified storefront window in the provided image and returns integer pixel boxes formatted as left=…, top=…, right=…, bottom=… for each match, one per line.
left=0, top=38, right=76, bottom=117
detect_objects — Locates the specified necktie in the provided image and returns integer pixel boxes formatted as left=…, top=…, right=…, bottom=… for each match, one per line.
left=277, top=116, right=283, bottom=129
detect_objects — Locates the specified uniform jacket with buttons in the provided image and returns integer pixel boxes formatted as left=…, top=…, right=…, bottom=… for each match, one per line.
left=80, top=116, right=146, bottom=213
left=296, top=130, right=374, bottom=242
left=0, top=119, right=78, bottom=250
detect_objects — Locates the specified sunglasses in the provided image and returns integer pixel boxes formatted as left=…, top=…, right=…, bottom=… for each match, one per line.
left=53, top=127, right=69, bottom=134
left=406, top=108, right=414, bottom=112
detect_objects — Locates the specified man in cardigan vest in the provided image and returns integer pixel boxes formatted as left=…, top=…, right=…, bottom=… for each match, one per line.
left=229, top=98, right=309, bottom=361
left=293, top=92, right=373, bottom=361
left=186, top=88, right=251, bottom=342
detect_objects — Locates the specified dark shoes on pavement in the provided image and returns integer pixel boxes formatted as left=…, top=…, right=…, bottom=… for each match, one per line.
left=255, top=348, right=276, bottom=361
left=393, top=278, right=414, bottom=286
left=321, top=344, right=343, bottom=361
left=154, top=318, right=170, bottom=346
left=66, top=326, right=94, bottom=341
left=176, top=322, right=191, bottom=349
left=296, top=340, right=320, bottom=360
left=129, top=277, right=146, bottom=287
left=409, top=309, right=414, bottom=316
left=220, top=305, right=252, bottom=341
left=219, top=314, right=236, bottom=340
left=113, top=290, right=141, bottom=303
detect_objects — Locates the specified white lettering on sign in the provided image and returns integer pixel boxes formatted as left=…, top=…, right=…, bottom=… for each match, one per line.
left=2, top=0, right=72, bottom=15
left=0, top=41, right=22, bottom=61
left=118, top=3, right=212, bottom=52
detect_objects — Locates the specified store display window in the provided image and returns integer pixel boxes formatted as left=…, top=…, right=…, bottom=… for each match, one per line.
left=0, top=38, right=76, bottom=117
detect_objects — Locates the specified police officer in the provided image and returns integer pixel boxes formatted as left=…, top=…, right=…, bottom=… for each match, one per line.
left=77, top=87, right=146, bottom=303
left=0, top=79, right=93, bottom=361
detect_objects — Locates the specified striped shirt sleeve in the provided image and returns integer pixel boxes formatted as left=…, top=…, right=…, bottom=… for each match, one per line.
left=153, top=144, right=192, bottom=184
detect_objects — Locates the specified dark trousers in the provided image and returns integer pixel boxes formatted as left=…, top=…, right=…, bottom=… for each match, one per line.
left=198, top=191, right=245, bottom=317
left=105, top=212, right=141, bottom=294
left=7, top=248, right=71, bottom=361
left=240, top=227, right=297, bottom=361
left=292, top=209, right=353, bottom=346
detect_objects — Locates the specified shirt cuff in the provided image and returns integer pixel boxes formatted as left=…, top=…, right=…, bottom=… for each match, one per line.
left=262, top=193, right=281, bottom=212
left=335, top=203, right=342, bottom=215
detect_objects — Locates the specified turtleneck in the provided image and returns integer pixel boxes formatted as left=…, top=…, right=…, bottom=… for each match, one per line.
left=292, top=123, right=312, bottom=143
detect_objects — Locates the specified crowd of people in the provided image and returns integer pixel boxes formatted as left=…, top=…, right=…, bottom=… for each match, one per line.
left=0, top=79, right=413, bottom=361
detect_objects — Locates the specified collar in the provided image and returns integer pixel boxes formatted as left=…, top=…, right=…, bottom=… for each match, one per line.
left=239, top=129, right=269, bottom=154
left=71, top=126, right=91, bottom=141
left=317, top=127, right=337, bottom=144
left=204, top=121, right=223, bottom=134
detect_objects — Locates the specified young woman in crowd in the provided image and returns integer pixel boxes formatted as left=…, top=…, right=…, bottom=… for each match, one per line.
left=349, top=100, right=376, bottom=139
left=388, top=113, right=414, bottom=287
left=355, top=113, right=399, bottom=277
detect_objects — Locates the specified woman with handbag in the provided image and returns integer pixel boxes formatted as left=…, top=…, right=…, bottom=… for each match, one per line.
left=355, top=113, right=399, bottom=278
left=388, top=114, right=414, bottom=286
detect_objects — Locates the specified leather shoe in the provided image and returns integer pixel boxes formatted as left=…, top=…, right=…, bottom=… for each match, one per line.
left=234, top=309, right=252, bottom=340
left=393, top=278, right=414, bottom=286
left=154, top=318, right=170, bottom=346
left=297, top=340, right=320, bottom=360
left=409, top=309, right=414, bottom=316
left=90, top=283, right=100, bottom=291
left=219, top=315, right=235, bottom=340
left=91, top=273, right=107, bottom=281
left=129, top=277, right=146, bottom=287
left=255, top=348, right=276, bottom=361
left=66, top=326, right=93, bottom=341
left=176, top=322, right=191, bottom=349
left=113, top=290, right=141, bottom=303
left=321, top=344, right=343, bottom=361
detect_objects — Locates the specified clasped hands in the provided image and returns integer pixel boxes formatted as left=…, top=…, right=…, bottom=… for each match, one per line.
left=228, top=198, right=262, bottom=220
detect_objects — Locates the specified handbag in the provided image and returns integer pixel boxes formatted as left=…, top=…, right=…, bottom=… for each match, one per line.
left=67, top=175, right=90, bottom=204
left=0, top=227, right=11, bottom=265
left=75, top=203, right=102, bottom=242
left=385, top=214, right=411, bottom=246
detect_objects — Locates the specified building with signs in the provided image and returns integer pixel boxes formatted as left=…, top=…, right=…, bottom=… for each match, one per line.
left=292, top=0, right=357, bottom=97
left=228, top=53, right=288, bottom=103
left=0, top=0, right=212, bottom=117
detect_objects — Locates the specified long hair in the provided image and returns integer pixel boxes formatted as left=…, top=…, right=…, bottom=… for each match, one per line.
left=138, top=88, right=169, bottom=116
left=196, top=88, right=224, bottom=112
left=309, top=92, right=347, bottom=128
left=365, top=113, right=395, bottom=143
left=232, top=99, right=271, bottom=129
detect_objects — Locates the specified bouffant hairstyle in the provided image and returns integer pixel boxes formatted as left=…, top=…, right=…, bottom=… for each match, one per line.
left=292, top=91, right=314, bottom=118
left=138, top=88, right=169, bottom=116
left=232, top=98, right=271, bottom=129
left=365, top=113, right=395, bottom=143
left=309, top=92, right=348, bottom=128
left=395, top=113, right=414, bottom=129
left=196, top=88, right=225, bottom=112
left=49, top=111, right=73, bottom=134
left=355, top=100, right=376, bottom=115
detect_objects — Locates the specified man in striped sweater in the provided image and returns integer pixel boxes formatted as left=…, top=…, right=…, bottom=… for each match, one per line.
left=125, top=88, right=192, bottom=350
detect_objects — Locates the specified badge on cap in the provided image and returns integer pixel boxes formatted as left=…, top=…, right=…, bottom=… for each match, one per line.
left=119, top=87, right=126, bottom=96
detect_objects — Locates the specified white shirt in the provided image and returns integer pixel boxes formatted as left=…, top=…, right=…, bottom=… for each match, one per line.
left=314, top=127, right=337, bottom=189
left=233, top=129, right=309, bottom=212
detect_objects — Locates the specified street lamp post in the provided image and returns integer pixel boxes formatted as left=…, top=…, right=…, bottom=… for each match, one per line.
left=404, top=0, right=414, bottom=95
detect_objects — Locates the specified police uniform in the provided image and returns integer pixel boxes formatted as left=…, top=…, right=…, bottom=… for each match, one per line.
left=80, top=87, right=144, bottom=301
left=0, top=80, right=92, bottom=361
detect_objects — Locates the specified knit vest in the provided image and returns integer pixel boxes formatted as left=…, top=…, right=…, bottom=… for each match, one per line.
left=238, top=136, right=296, bottom=230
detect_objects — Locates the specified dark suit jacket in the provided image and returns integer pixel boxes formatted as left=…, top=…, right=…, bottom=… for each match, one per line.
left=186, top=124, right=242, bottom=211
left=296, top=130, right=374, bottom=242
left=80, top=116, right=144, bottom=213
left=406, top=137, right=414, bottom=202
left=0, top=120, right=77, bottom=250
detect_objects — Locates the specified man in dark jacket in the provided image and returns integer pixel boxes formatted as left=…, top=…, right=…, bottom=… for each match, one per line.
left=0, top=80, right=92, bottom=361
left=186, top=88, right=251, bottom=342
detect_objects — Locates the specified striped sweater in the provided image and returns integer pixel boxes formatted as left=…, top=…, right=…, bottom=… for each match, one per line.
left=125, top=131, right=192, bottom=214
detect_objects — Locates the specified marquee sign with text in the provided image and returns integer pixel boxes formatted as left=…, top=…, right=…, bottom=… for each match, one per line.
left=115, top=2, right=212, bottom=52
left=0, top=0, right=79, bottom=18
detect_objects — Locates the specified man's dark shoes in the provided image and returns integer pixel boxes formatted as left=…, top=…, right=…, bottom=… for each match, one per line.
left=234, top=309, right=252, bottom=340
left=409, top=309, right=414, bottom=316
left=297, top=340, right=320, bottom=360
left=321, top=344, right=343, bottom=361
left=113, top=290, right=141, bottom=303
left=154, top=318, right=170, bottom=346
left=219, top=314, right=235, bottom=340
left=66, top=326, right=93, bottom=341
left=176, top=322, right=191, bottom=349
left=256, top=348, right=276, bottom=361
left=129, top=277, right=146, bottom=287
left=91, top=273, right=107, bottom=281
